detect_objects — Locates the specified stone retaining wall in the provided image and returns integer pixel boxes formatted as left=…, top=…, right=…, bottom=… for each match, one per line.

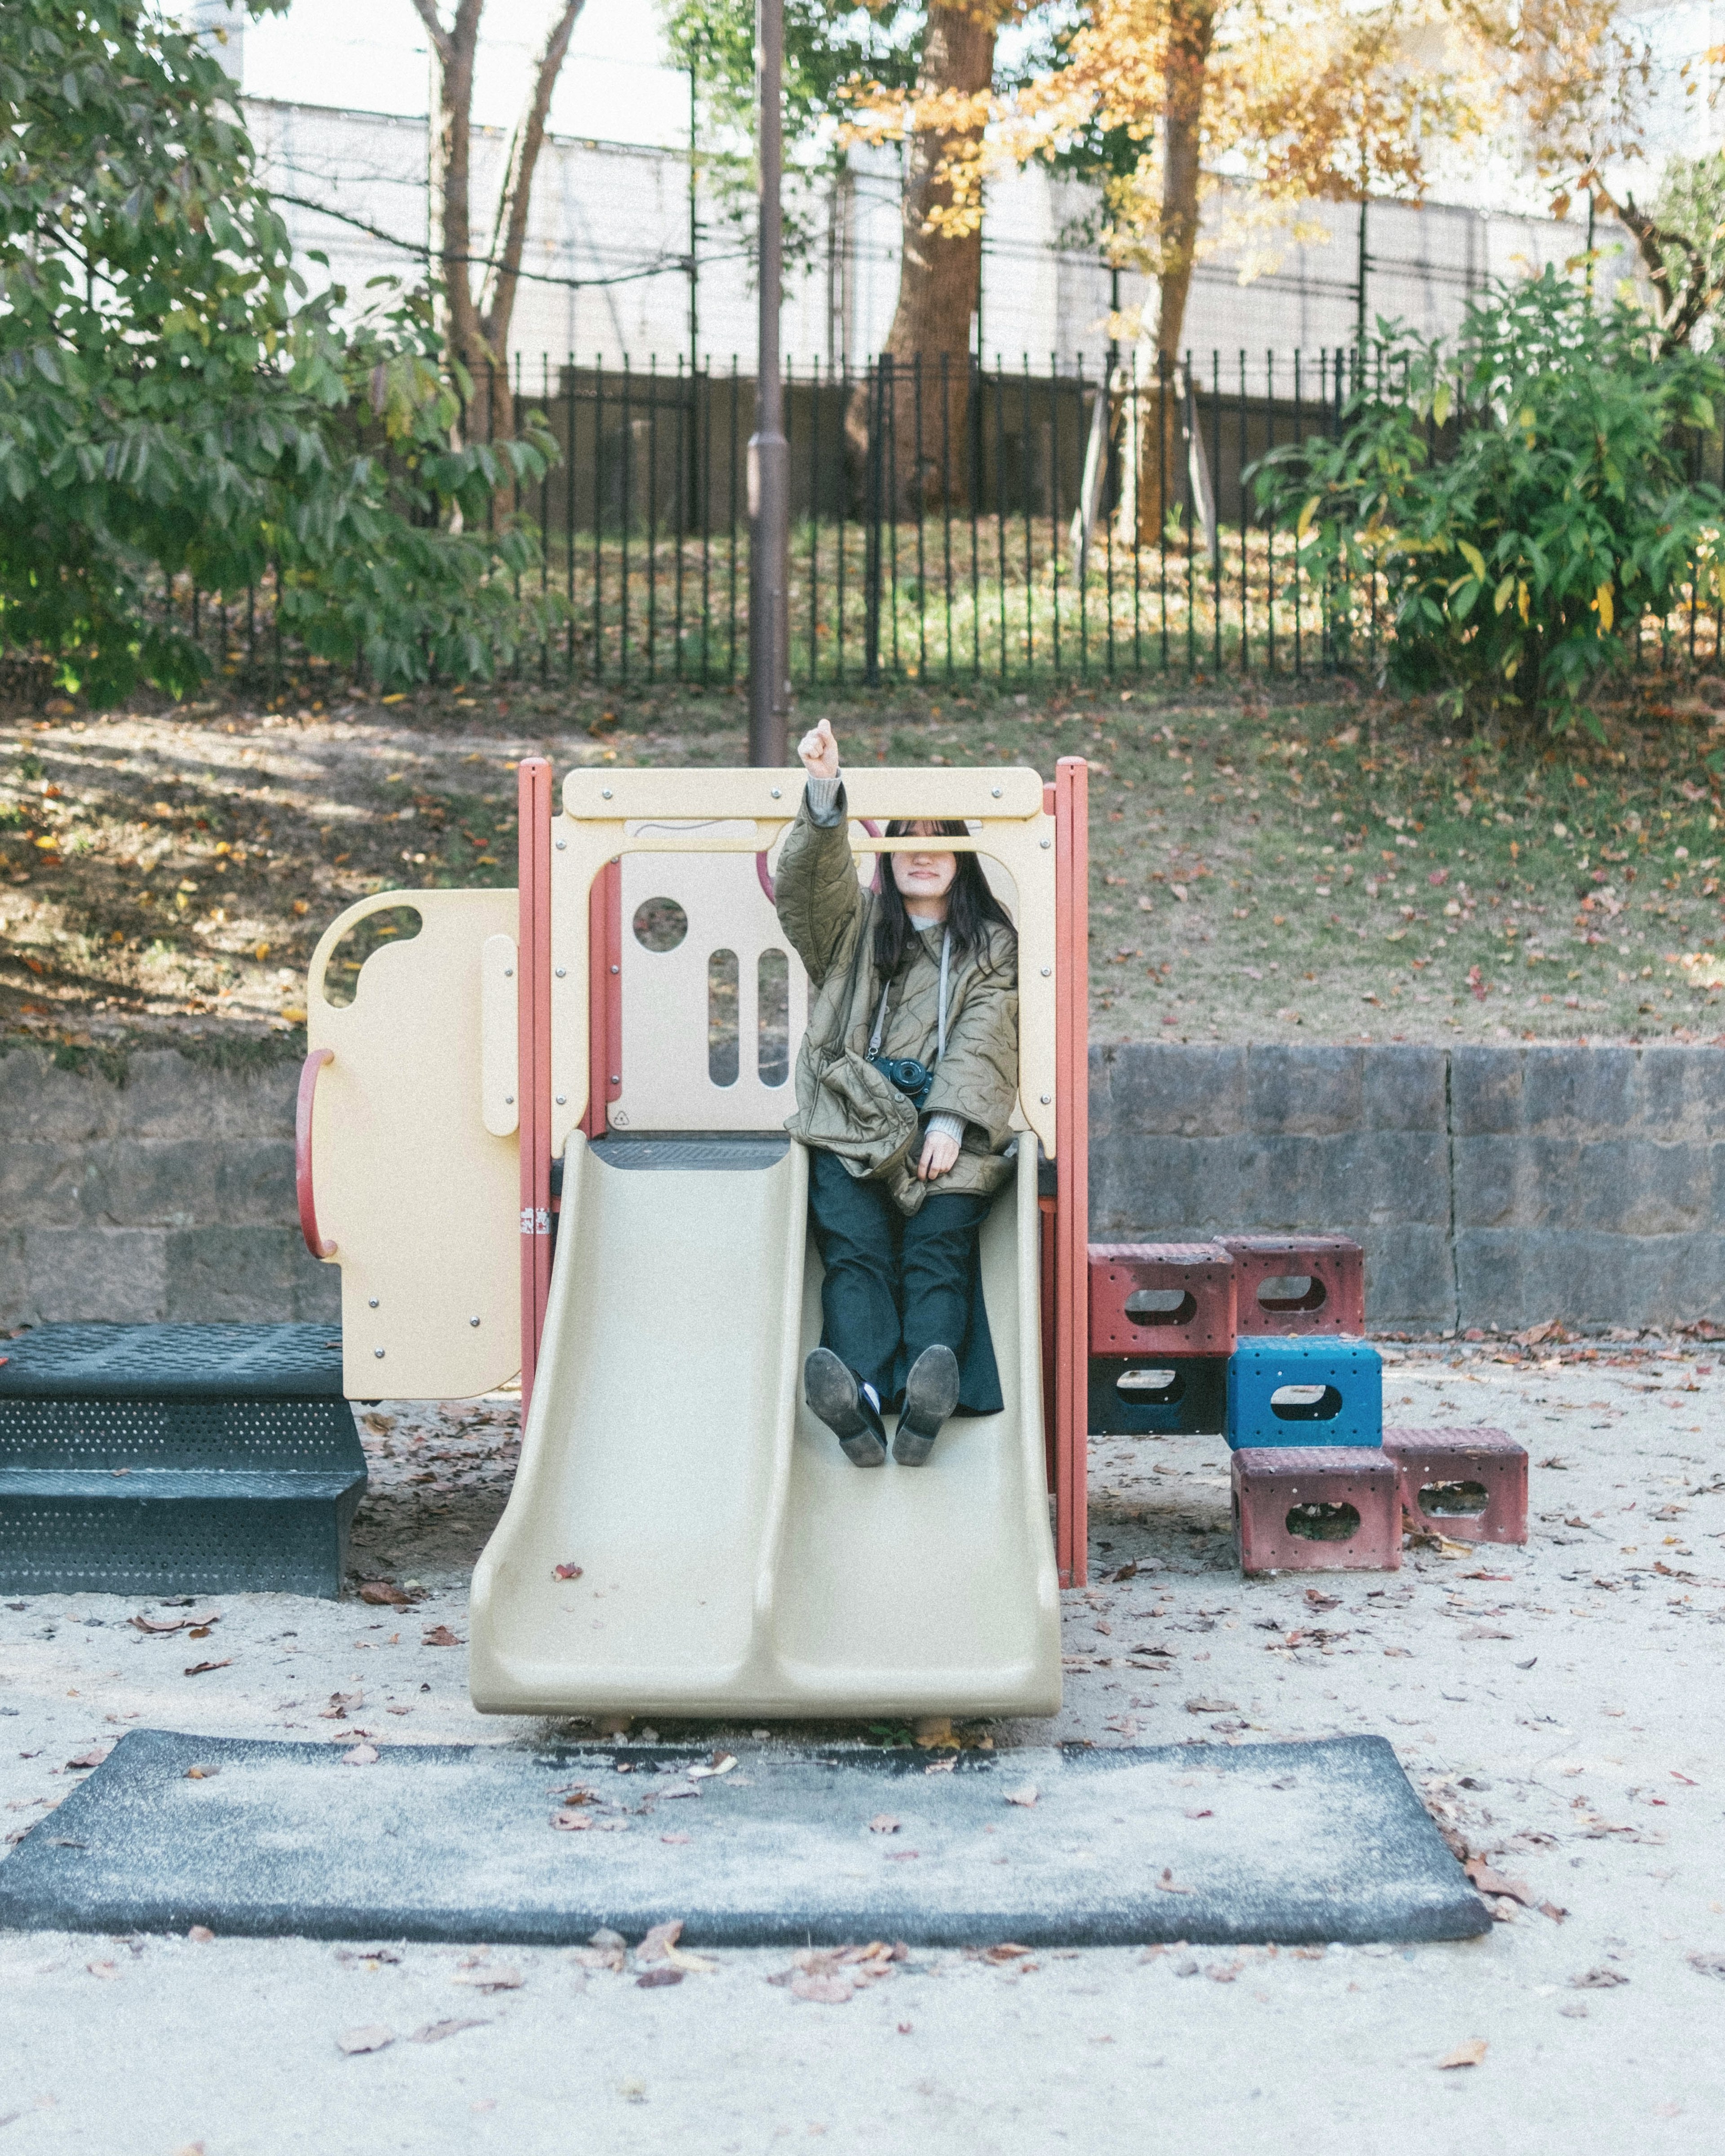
left=3, top=1043, right=1720, bottom=1335
left=1092, top=1043, right=1725, bottom=1333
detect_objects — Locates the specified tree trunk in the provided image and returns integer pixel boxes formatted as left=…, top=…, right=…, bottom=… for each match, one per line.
left=1120, top=0, right=1215, bottom=546
left=845, top=3, right=996, bottom=511
left=415, top=0, right=586, bottom=510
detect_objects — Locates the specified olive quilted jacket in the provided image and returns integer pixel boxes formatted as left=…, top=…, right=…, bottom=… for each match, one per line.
left=774, top=783, right=1019, bottom=1215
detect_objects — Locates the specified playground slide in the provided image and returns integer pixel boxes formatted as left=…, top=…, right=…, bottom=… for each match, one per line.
left=469, top=1133, right=1061, bottom=1719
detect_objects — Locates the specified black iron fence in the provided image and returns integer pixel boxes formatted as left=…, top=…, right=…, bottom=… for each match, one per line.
left=142, top=349, right=1725, bottom=693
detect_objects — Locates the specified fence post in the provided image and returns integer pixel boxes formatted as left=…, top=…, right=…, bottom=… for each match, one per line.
left=863, top=354, right=885, bottom=686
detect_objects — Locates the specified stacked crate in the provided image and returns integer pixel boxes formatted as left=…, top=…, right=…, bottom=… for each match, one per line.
left=1087, top=1233, right=1522, bottom=1575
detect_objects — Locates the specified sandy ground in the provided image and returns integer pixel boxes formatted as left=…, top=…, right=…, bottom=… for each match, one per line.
left=1, top=1343, right=1722, bottom=2154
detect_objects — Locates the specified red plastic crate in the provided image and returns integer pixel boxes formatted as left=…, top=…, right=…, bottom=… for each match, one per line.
left=1384, top=1427, right=1528, bottom=1545
left=1231, top=1446, right=1402, bottom=1575
left=1088, top=1243, right=1236, bottom=1356
left=1220, top=1235, right=1365, bottom=1337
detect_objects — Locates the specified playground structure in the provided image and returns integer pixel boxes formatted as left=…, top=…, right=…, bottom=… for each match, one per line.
left=296, top=760, right=1093, bottom=1717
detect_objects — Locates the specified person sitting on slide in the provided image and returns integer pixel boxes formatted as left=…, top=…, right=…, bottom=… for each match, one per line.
left=775, top=718, right=1021, bottom=1467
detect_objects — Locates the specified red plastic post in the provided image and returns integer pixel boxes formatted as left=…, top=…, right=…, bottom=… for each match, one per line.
left=295, top=1047, right=336, bottom=1259
left=582, top=858, right=622, bottom=1137
left=517, top=758, right=554, bottom=1418
left=1053, top=756, right=1089, bottom=1589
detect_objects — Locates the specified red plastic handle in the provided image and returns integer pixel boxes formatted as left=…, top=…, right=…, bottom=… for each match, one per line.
left=296, top=1047, right=336, bottom=1259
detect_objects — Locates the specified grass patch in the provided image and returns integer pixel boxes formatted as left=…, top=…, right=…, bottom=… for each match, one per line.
left=3, top=672, right=1722, bottom=1049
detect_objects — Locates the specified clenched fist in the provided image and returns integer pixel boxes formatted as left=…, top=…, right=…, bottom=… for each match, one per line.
left=797, top=716, right=840, bottom=781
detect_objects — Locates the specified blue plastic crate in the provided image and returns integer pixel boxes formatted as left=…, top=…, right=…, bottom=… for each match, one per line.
left=1225, top=1334, right=1383, bottom=1450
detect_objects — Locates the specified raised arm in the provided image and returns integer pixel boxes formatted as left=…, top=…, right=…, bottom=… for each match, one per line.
left=774, top=720, right=866, bottom=985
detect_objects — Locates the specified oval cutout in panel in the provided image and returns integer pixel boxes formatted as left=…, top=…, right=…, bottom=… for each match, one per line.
left=1285, top=1501, right=1360, bottom=1542
left=757, top=947, right=789, bottom=1087
left=319, top=906, right=423, bottom=1009
left=1269, top=1383, right=1343, bottom=1421
left=633, top=896, right=689, bottom=952
left=1417, top=1479, right=1489, bottom=1517
left=1258, top=1272, right=1327, bottom=1314
left=1116, top=1367, right=1185, bottom=1403
left=708, top=947, right=739, bottom=1087
left=1124, top=1287, right=1197, bottom=1327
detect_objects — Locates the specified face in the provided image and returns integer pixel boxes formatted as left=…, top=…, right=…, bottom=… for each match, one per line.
left=891, top=822, right=958, bottom=906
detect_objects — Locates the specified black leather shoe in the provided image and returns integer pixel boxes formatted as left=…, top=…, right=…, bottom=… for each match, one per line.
left=804, top=1348, right=887, bottom=1467
left=893, top=1344, right=960, bottom=1466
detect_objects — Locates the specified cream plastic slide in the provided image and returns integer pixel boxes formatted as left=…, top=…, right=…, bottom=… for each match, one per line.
left=469, top=1133, right=1061, bottom=1720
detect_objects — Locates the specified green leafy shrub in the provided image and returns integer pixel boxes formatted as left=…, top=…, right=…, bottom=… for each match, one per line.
left=1253, top=270, right=1725, bottom=730
left=0, top=0, right=556, bottom=705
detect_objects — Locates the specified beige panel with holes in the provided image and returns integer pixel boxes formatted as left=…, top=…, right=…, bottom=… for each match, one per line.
left=306, top=889, right=521, bottom=1399
left=469, top=1135, right=1058, bottom=1717
left=548, top=767, right=1056, bottom=1154
left=613, top=842, right=809, bottom=1132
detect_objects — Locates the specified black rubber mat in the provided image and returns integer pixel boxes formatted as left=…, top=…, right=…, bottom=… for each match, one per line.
left=0, top=1729, right=1488, bottom=1948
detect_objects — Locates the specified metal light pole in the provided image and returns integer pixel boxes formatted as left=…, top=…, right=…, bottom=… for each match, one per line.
left=748, top=0, right=789, bottom=766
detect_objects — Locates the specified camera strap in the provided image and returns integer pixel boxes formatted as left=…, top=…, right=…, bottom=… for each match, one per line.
left=868, top=926, right=951, bottom=1064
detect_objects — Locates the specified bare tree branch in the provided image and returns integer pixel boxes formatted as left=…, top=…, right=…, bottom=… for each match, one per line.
left=479, top=0, right=586, bottom=358
left=407, top=0, right=453, bottom=67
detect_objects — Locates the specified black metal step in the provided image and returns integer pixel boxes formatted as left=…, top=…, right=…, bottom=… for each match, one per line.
left=0, top=1325, right=365, bottom=1597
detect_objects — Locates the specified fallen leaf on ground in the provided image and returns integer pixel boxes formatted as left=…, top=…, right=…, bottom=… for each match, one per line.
left=984, top=1943, right=1032, bottom=1963
left=337, top=2026, right=395, bottom=2055
left=664, top=1944, right=719, bottom=1973
left=636, top=1920, right=683, bottom=1963
left=358, top=1582, right=410, bottom=1607
left=1185, top=1698, right=1238, bottom=1714
left=868, top=1814, right=901, bottom=1833
left=187, top=1926, right=214, bottom=1943
left=421, top=1626, right=463, bottom=1648
left=552, top=1564, right=584, bottom=1581
left=687, top=1755, right=736, bottom=1780
left=1155, top=1869, right=1195, bottom=1895
left=1303, top=1590, right=1340, bottom=1611
left=1437, top=2040, right=1488, bottom=2070
left=1002, top=1785, right=1038, bottom=1807
left=659, top=1831, right=691, bottom=1845
left=65, top=1748, right=109, bottom=1770
left=790, top=1973, right=852, bottom=2004
left=1687, top=1951, right=1725, bottom=1978
left=453, top=1964, right=522, bottom=1992
left=341, top=1744, right=380, bottom=1767
left=551, top=1809, right=593, bottom=1832
left=409, top=2019, right=487, bottom=2043
left=185, top=1766, right=219, bottom=1780
left=1570, top=1967, right=1628, bottom=1988
left=320, top=1692, right=363, bottom=1719
left=130, top=1613, right=188, bottom=1634
left=636, top=1967, right=683, bottom=1989
left=86, top=1960, right=119, bottom=1979
left=1464, top=1858, right=1535, bottom=1906
left=885, top=1849, right=921, bottom=1861
left=182, top=1660, right=233, bottom=1677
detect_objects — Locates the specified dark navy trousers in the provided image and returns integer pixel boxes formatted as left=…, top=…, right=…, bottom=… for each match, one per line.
left=805, top=1145, right=1004, bottom=1417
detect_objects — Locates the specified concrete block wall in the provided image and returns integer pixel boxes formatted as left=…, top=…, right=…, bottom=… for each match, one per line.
left=1091, top=1043, right=1725, bottom=1334
left=0, top=1047, right=339, bottom=1330
left=3, top=1042, right=1720, bottom=1335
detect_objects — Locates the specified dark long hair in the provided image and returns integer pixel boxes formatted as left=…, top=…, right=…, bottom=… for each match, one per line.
left=872, top=819, right=1017, bottom=978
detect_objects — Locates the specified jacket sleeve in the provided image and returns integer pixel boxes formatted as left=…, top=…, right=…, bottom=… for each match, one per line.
left=921, top=935, right=1019, bottom=1148
left=774, top=780, right=864, bottom=987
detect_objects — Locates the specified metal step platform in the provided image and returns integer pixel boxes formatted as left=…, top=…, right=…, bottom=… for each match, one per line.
left=0, top=1325, right=366, bottom=1597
